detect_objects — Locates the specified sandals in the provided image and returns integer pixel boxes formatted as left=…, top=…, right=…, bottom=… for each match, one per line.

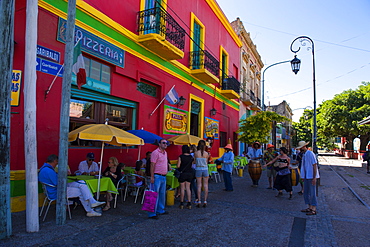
left=195, top=199, right=201, bottom=208
left=306, top=210, right=317, bottom=215
left=102, top=205, right=111, bottom=211
left=301, top=208, right=311, bottom=212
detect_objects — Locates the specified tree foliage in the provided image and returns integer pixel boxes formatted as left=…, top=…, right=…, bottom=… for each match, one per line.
left=292, top=109, right=313, bottom=147
left=238, top=111, right=289, bottom=144
left=317, top=82, right=370, bottom=149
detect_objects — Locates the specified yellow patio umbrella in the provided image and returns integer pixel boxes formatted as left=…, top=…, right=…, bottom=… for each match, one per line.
left=68, top=123, right=144, bottom=199
left=68, top=124, right=144, bottom=146
left=167, top=134, right=204, bottom=145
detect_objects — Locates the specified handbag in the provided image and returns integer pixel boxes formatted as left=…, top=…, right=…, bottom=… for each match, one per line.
left=141, top=184, right=158, bottom=212
left=174, top=169, right=181, bottom=179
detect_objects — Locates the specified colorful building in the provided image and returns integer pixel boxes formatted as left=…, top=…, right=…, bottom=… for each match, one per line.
left=11, top=0, right=242, bottom=211
left=267, top=100, right=293, bottom=150
left=230, top=18, right=263, bottom=155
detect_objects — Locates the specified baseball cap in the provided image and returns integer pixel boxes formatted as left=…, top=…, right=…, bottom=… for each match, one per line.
left=87, top=152, right=95, bottom=159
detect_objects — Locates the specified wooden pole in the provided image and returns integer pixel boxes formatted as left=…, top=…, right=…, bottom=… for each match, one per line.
left=0, top=0, right=15, bottom=239
left=24, top=0, right=39, bottom=232
left=56, top=0, right=76, bottom=225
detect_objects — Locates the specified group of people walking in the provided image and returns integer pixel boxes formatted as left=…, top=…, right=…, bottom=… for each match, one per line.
left=249, top=140, right=319, bottom=216
left=117, top=138, right=320, bottom=218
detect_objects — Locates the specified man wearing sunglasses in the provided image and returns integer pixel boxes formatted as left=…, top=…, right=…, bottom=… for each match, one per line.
left=148, top=139, right=172, bottom=219
left=76, top=152, right=99, bottom=176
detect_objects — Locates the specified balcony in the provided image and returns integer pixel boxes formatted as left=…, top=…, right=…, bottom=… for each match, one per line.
left=250, top=97, right=262, bottom=111
left=241, top=90, right=255, bottom=106
left=221, top=76, right=240, bottom=99
left=137, top=7, right=185, bottom=60
left=189, top=50, right=219, bottom=84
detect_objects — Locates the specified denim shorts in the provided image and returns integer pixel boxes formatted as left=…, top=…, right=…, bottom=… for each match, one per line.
left=195, top=169, right=209, bottom=178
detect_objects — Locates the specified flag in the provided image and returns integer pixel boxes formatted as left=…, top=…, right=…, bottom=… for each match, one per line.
left=165, top=86, right=179, bottom=104
left=72, top=42, right=86, bottom=89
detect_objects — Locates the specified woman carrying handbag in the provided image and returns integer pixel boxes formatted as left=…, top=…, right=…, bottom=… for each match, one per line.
left=176, top=145, right=194, bottom=209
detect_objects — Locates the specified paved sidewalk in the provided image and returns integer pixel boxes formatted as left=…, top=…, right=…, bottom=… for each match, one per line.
left=2, top=155, right=370, bottom=246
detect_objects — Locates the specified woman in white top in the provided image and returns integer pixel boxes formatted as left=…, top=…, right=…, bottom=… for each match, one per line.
left=194, top=140, right=209, bottom=207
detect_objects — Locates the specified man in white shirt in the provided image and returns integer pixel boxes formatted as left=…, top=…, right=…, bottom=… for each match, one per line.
left=77, top=152, right=99, bottom=175
left=296, top=141, right=319, bottom=216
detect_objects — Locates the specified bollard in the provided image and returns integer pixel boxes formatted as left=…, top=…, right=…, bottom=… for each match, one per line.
left=238, top=168, right=243, bottom=177
left=166, top=189, right=174, bottom=206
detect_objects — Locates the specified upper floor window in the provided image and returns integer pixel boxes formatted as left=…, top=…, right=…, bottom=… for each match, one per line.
left=220, top=46, right=229, bottom=83
left=190, top=13, right=205, bottom=70
left=84, top=57, right=111, bottom=84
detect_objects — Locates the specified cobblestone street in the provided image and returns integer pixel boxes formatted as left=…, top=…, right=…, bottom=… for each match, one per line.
left=2, top=154, right=370, bottom=247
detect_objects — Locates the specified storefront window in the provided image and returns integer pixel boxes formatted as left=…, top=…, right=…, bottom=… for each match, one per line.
left=69, top=97, right=134, bottom=146
left=105, top=104, right=128, bottom=125
left=70, top=99, right=94, bottom=119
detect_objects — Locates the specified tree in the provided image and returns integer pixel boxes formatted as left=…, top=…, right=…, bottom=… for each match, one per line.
left=292, top=109, right=313, bottom=147
left=318, top=82, right=370, bottom=150
left=238, top=111, right=289, bottom=144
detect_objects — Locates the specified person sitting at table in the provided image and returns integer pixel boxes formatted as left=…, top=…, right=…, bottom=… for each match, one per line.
left=217, top=144, right=235, bottom=192
left=134, top=160, right=145, bottom=186
left=76, top=152, right=99, bottom=176
left=177, top=145, right=195, bottom=209
left=142, top=151, right=152, bottom=177
left=102, top=157, right=123, bottom=211
left=39, top=154, right=105, bottom=217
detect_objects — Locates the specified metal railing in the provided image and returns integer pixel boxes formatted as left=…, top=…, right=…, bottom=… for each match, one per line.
left=257, top=97, right=261, bottom=108
left=222, top=76, right=240, bottom=94
left=189, top=50, right=219, bottom=77
left=137, top=7, right=185, bottom=51
left=249, top=90, right=256, bottom=102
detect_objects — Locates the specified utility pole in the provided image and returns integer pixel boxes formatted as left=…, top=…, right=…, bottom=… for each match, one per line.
left=56, top=0, right=76, bottom=225
left=24, top=0, right=39, bottom=232
left=0, top=0, right=15, bottom=239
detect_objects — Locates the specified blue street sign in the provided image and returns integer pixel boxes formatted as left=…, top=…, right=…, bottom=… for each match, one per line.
left=37, top=45, right=61, bottom=63
left=36, top=57, right=64, bottom=77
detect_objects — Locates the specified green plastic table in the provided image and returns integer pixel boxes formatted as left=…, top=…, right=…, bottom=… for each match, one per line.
left=122, top=167, right=135, bottom=174
left=234, top=156, right=248, bottom=167
left=166, top=171, right=179, bottom=189
left=208, top=164, right=217, bottom=174
left=67, top=175, right=118, bottom=194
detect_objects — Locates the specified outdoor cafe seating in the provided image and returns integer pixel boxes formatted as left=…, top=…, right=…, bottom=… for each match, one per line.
left=40, top=182, right=78, bottom=221
left=208, top=163, right=221, bottom=183
left=124, top=174, right=149, bottom=204
left=113, top=175, right=127, bottom=208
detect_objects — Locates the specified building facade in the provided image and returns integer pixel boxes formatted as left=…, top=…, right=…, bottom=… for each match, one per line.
left=10, top=0, right=242, bottom=211
left=230, top=18, right=263, bottom=154
left=267, top=100, right=293, bottom=150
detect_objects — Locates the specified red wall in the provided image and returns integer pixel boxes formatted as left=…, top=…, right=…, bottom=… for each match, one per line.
left=11, top=0, right=240, bottom=171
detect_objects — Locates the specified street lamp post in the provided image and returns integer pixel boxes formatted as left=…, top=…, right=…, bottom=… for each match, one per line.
left=290, top=36, right=317, bottom=154
left=261, top=60, right=291, bottom=111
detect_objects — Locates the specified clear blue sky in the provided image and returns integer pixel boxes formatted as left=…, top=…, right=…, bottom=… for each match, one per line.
left=216, top=0, right=370, bottom=121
